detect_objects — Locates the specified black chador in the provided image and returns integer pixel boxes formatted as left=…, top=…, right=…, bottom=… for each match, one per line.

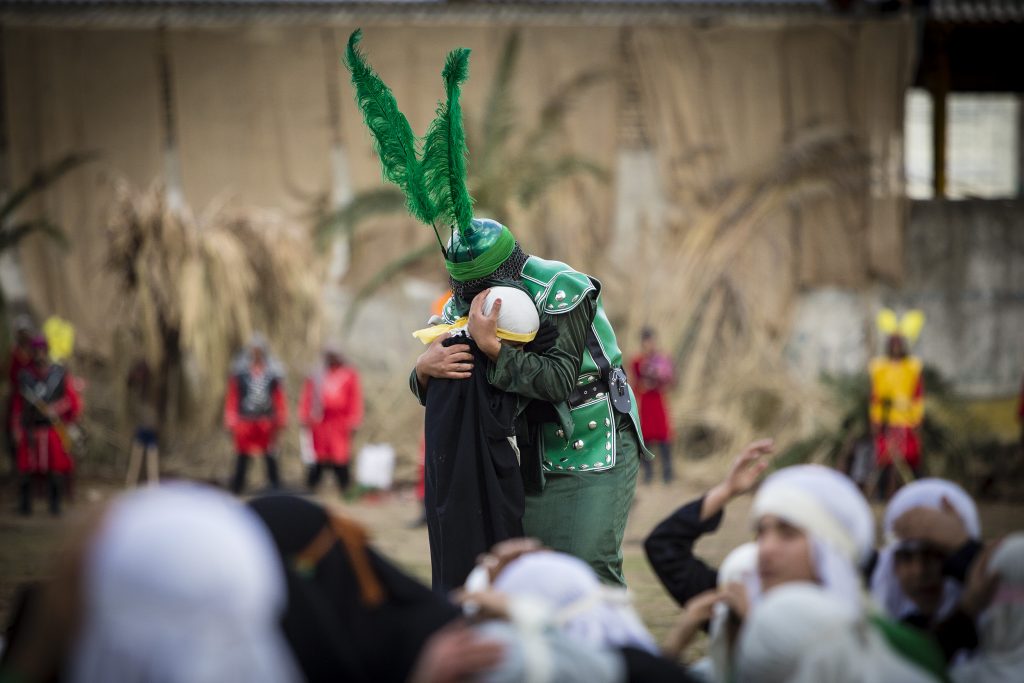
left=423, top=335, right=525, bottom=594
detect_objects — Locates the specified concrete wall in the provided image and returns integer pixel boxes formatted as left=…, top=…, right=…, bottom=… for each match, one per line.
left=785, top=199, right=1024, bottom=398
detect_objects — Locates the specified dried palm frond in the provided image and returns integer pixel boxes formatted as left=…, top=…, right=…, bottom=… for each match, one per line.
left=105, top=181, right=323, bottom=456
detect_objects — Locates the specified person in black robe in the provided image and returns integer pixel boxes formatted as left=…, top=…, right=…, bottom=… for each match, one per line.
left=247, top=494, right=460, bottom=683
left=424, top=333, right=526, bottom=594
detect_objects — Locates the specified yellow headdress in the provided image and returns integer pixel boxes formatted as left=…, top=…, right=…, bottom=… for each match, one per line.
left=43, top=316, right=75, bottom=362
left=876, top=308, right=925, bottom=344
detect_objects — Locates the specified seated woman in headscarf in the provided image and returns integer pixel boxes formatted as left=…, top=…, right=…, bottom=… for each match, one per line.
left=246, top=493, right=461, bottom=683
left=663, top=542, right=758, bottom=683
left=870, top=478, right=988, bottom=661
left=748, top=464, right=947, bottom=681
left=0, top=484, right=301, bottom=683
left=951, top=532, right=1024, bottom=683
left=737, top=583, right=939, bottom=683
left=644, top=439, right=775, bottom=607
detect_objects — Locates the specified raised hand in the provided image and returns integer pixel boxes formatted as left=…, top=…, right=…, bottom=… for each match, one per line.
left=724, top=438, right=775, bottom=497
left=960, top=540, right=1002, bottom=618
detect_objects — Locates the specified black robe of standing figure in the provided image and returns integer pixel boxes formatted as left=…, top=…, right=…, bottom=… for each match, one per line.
left=424, top=334, right=525, bottom=594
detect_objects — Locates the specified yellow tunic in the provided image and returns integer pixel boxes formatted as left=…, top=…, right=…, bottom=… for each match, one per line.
left=869, top=357, right=924, bottom=428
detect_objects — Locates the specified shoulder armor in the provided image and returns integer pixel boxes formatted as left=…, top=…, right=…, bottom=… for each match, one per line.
left=441, top=297, right=462, bottom=324
left=540, top=270, right=596, bottom=315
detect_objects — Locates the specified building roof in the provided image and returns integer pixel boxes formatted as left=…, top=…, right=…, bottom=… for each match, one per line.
left=928, top=0, right=1024, bottom=22
left=2, top=0, right=1021, bottom=25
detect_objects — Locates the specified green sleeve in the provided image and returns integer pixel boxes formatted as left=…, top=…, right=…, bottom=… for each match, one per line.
left=869, top=614, right=951, bottom=682
left=487, top=293, right=596, bottom=404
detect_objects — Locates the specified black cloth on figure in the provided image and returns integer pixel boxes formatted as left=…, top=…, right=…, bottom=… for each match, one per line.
left=619, top=647, right=701, bottom=682
left=424, top=335, right=525, bottom=594
left=644, top=495, right=722, bottom=607
left=248, top=494, right=459, bottom=683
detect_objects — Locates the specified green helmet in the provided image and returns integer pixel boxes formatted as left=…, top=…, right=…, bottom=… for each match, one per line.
left=444, top=218, right=517, bottom=283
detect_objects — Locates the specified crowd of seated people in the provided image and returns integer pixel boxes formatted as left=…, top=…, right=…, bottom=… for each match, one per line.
left=1, top=441, right=1020, bottom=683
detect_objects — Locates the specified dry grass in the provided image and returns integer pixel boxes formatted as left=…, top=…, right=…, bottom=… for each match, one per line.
left=103, top=182, right=323, bottom=466
left=504, top=129, right=869, bottom=461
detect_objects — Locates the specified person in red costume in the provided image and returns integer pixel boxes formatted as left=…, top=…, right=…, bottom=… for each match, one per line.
left=12, top=335, right=81, bottom=515
left=299, top=344, right=363, bottom=494
left=4, top=315, right=35, bottom=466
left=224, top=334, right=287, bottom=494
left=631, top=327, right=675, bottom=484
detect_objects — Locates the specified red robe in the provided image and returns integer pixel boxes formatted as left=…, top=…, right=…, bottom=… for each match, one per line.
left=299, top=365, right=363, bottom=465
left=224, top=366, right=287, bottom=456
left=631, top=353, right=674, bottom=443
left=13, top=365, right=81, bottom=474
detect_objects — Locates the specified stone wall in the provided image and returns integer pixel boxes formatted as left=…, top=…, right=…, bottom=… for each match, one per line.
left=786, top=199, right=1024, bottom=398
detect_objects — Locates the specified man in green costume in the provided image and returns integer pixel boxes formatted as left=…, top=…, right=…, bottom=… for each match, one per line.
left=345, top=31, right=650, bottom=586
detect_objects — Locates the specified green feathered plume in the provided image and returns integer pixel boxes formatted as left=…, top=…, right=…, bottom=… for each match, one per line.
left=344, top=30, right=436, bottom=224
left=422, top=48, right=475, bottom=236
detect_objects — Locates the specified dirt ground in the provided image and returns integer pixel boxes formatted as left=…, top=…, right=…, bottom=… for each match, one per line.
left=2, top=463, right=1022, bottom=654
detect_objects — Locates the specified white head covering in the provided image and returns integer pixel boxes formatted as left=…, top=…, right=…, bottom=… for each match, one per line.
left=705, top=543, right=759, bottom=683
left=484, top=286, right=540, bottom=343
left=951, top=533, right=1024, bottom=683
left=473, top=619, right=624, bottom=683
left=737, top=582, right=937, bottom=683
left=750, top=465, right=875, bottom=611
left=492, top=551, right=658, bottom=654
left=871, top=478, right=981, bottom=622
left=70, top=484, right=300, bottom=683
left=412, top=286, right=540, bottom=345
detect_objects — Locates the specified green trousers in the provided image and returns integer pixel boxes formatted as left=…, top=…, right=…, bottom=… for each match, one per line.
left=522, top=423, right=640, bottom=586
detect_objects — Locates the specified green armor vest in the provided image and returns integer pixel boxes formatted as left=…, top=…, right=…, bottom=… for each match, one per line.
left=440, top=256, right=647, bottom=473
left=519, top=257, right=645, bottom=473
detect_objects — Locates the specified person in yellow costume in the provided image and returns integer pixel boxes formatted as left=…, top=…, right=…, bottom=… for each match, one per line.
left=869, top=309, right=925, bottom=499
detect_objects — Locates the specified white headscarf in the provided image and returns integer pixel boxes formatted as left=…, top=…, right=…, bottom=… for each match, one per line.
left=492, top=551, right=658, bottom=654
left=951, top=533, right=1024, bottom=683
left=870, top=478, right=981, bottom=622
left=703, top=543, right=759, bottom=683
left=69, top=484, right=300, bottom=683
left=737, top=582, right=937, bottom=683
left=750, top=465, right=875, bottom=612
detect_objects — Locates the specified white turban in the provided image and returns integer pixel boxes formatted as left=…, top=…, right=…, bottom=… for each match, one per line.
left=737, top=582, right=937, bottom=683
left=493, top=551, right=658, bottom=654
left=750, top=465, right=875, bottom=611
left=484, top=286, right=540, bottom=343
left=871, top=478, right=981, bottom=622
left=69, top=484, right=300, bottom=683
left=413, top=286, right=539, bottom=345
left=952, top=532, right=1024, bottom=683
